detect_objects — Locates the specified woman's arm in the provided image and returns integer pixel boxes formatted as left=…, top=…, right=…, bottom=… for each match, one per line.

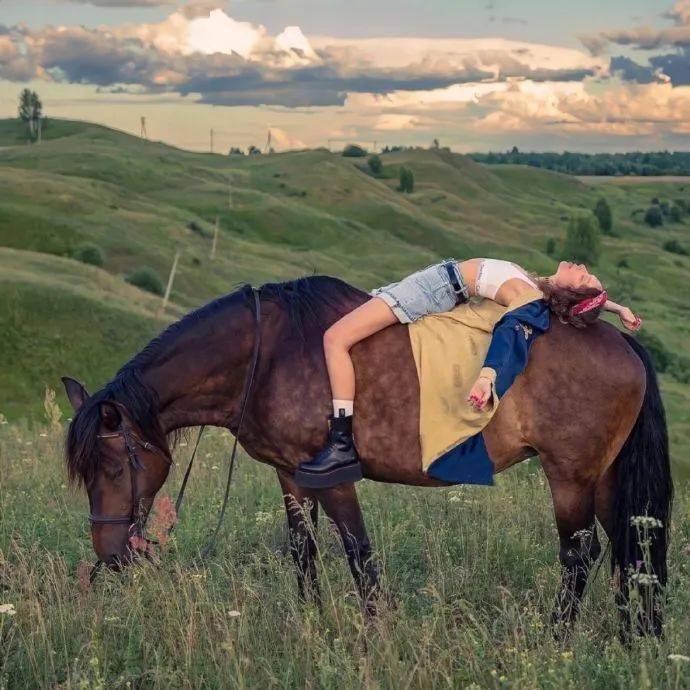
left=604, top=299, right=642, bottom=331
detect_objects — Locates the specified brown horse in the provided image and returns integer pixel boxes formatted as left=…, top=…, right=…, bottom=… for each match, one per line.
left=63, top=277, right=672, bottom=636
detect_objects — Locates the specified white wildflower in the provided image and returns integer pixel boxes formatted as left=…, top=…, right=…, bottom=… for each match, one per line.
left=629, top=572, right=659, bottom=586
left=0, top=603, right=16, bottom=616
left=630, top=515, right=663, bottom=529
left=228, top=610, right=241, bottom=618
left=668, top=654, right=690, bottom=663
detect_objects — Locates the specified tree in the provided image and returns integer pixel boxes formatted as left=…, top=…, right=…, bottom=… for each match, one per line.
left=367, top=154, right=382, bottom=175
left=18, top=89, right=43, bottom=138
left=398, top=166, right=414, bottom=193
left=593, top=198, right=612, bottom=234
left=342, top=144, right=367, bottom=158
left=644, top=205, right=663, bottom=228
left=247, top=145, right=261, bottom=155
left=669, top=203, right=683, bottom=223
left=545, top=236, right=556, bottom=256
left=562, top=213, right=601, bottom=265
left=432, top=138, right=440, bottom=149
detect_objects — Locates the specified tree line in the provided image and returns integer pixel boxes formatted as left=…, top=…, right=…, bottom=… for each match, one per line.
left=470, top=148, right=690, bottom=176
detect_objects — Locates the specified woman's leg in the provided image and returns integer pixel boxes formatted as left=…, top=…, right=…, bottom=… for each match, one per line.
left=324, top=297, right=399, bottom=404
left=294, top=297, right=398, bottom=488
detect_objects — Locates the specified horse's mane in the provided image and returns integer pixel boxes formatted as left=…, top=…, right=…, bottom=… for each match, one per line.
left=65, top=276, right=366, bottom=484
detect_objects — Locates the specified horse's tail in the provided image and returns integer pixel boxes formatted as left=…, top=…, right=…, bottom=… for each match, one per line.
left=610, top=333, right=673, bottom=636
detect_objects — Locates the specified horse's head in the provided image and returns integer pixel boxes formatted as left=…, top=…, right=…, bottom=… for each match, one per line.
left=62, top=376, right=173, bottom=567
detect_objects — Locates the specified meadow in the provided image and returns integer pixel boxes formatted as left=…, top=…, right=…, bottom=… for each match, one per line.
left=1, top=420, right=689, bottom=689
left=1, top=118, right=690, bottom=688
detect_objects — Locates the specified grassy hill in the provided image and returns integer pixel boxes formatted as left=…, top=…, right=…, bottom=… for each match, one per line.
left=1, top=118, right=688, bottom=478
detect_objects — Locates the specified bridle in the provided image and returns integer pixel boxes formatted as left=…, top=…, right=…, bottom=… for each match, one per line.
left=90, top=425, right=172, bottom=526
left=88, top=287, right=262, bottom=570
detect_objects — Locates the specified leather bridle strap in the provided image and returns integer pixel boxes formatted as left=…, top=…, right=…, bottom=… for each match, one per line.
left=200, top=287, right=262, bottom=558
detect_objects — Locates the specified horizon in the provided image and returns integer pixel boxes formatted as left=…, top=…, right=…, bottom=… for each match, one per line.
left=2, top=1, right=690, bottom=153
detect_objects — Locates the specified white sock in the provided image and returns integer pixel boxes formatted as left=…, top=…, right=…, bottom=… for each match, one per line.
left=332, top=399, right=354, bottom=417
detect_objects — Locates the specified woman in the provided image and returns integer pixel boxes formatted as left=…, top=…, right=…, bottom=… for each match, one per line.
left=294, top=258, right=641, bottom=488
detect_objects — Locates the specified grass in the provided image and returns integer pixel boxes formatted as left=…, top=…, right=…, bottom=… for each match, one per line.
left=0, top=422, right=689, bottom=689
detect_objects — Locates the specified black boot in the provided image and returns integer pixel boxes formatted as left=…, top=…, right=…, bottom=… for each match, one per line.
left=294, top=413, right=363, bottom=488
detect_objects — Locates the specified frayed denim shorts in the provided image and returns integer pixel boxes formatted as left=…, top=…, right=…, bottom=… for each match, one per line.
left=370, top=259, right=469, bottom=324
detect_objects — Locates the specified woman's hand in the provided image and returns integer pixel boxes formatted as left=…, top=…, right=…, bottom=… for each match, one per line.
left=467, top=375, right=493, bottom=411
left=618, top=306, right=642, bottom=331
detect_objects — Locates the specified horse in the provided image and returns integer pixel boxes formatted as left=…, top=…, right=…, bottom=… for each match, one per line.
left=63, top=276, right=672, bottom=637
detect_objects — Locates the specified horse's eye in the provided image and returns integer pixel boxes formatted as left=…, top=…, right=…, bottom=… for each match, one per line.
left=102, top=462, right=124, bottom=480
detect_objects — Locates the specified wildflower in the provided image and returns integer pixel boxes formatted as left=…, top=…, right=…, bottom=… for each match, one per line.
left=104, top=615, right=120, bottom=623
left=573, top=529, right=592, bottom=541
left=0, top=603, right=16, bottom=616
left=668, top=654, right=690, bottom=662
left=561, top=651, right=573, bottom=661
left=629, top=572, right=659, bottom=586
left=630, top=515, right=663, bottom=529
left=147, top=494, right=177, bottom=546
left=211, top=465, right=219, bottom=470
left=228, top=610, right=241, bottom=618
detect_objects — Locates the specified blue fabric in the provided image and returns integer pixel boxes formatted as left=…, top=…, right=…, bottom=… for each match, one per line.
left=426, top=298, right=551, bottom=485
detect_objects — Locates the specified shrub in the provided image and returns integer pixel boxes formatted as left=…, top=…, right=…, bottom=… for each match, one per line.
left=368, top=154, right=382, bottom=174
left=644, top=206, right=663, bottom=227
left=635, top=330, right=673, bottom=374
left=342, top=144, right=367, bottom=158
left=125, top=266, right=164, bottom=296
left=545, top=237, right=556, bottom=256
left=72, top=243, right=104, bottom=267
left=617, top=257, right=629, bottom=268
left=663, top=239, right=688, bottom=255
left=593, top=198, right=612, bottom=234
left=561, top=213, right=601, bottom=265
left=398, top=166, right=414, bottom=193
left=669, top=204, right=683, bottom=223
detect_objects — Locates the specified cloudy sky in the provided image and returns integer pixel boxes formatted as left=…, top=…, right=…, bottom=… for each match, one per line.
left=1, top=0, right=689, bottom=152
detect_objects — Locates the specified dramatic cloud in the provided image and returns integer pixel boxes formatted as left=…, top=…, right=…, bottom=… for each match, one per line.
left=0, top=8, right=603, bottom=107
left=63, top=0, right=177, bottom=6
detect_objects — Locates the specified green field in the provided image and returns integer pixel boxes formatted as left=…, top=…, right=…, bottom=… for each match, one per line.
left=1, top=119, right=690, bottom=688
left=1, top=424, right=689, bottom=689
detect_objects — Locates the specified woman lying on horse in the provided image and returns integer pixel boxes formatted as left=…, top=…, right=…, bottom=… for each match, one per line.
left=294, top=258, right=642, bottom=488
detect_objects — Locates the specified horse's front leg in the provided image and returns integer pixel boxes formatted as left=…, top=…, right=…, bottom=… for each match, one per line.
left=277, top=470, right=320, bottom=605
left=314, top=482, right=379, bottom=615
left=545, top=473, right=601, bottom=639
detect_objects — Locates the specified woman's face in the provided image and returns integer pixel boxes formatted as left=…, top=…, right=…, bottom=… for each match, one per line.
left=553, top=261, right=603, bottom=291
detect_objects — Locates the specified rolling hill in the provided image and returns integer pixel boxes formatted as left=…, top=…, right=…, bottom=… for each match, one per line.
left=1, top=118, right=688, bottom=478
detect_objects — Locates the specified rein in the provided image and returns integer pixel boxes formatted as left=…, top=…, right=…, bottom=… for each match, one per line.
left=90, top=287, right=262, bottom=575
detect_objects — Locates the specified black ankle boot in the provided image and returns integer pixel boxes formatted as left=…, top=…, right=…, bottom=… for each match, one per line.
left=294, top=413, right=363, bottom=488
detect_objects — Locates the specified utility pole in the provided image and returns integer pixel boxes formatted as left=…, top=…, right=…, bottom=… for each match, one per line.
left=140, top=116, right=147, bottom=139
left=210, top=216, right=219, bottom=261
left=157, top=249, right=180, bottom=318
left=36, top=116, right=42, bottom=144
left=210, top=128, right=214, bottom=154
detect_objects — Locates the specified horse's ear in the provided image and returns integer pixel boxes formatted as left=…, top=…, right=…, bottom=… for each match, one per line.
left=99, top=402, right=121, bottom=431
left=61, top=377, right=90, bottom=412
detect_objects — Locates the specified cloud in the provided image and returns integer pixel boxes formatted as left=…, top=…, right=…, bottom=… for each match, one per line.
left=62, top=0, right=177, bottom=6
left=0, top=9, right=604, bottom=108
left=664, top=0, right=690, bottom=25
left=609, top=56, right=661, bottom=84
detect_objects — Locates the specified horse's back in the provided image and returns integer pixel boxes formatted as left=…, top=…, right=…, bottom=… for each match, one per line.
left=485, top=319, right=646, bottom=478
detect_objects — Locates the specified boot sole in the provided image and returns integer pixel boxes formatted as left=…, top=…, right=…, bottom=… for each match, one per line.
left=293, top=462, right=363, bottom=489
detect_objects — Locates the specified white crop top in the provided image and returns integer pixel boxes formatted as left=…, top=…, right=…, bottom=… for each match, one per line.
left=475, top=259, right=537, bottom=300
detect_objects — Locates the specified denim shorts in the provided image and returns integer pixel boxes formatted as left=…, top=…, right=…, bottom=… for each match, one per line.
left=370, top=259, right=469, bottom=323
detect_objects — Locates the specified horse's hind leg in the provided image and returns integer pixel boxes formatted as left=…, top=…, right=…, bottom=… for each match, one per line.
left=545, top=475, right=601, bottom=638
left=277, top=470, right=320, bottom=604
left=314, top=482, right=379, bottom=615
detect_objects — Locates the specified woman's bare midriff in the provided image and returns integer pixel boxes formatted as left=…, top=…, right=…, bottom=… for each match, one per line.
left=456, top=259, right=538, bottom=307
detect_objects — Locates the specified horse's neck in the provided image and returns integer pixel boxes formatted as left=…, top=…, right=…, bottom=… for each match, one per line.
left=143, top=305, right=255, bottom=433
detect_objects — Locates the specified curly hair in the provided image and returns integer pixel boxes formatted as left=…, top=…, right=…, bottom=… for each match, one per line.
left=529, top=274, right=605, bottom=328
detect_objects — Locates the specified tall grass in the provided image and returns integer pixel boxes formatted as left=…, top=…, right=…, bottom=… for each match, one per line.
left=1, top=421, right=688, bottom=689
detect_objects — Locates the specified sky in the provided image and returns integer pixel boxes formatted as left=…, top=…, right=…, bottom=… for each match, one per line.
left=1, top=0, right=689, bottom=153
